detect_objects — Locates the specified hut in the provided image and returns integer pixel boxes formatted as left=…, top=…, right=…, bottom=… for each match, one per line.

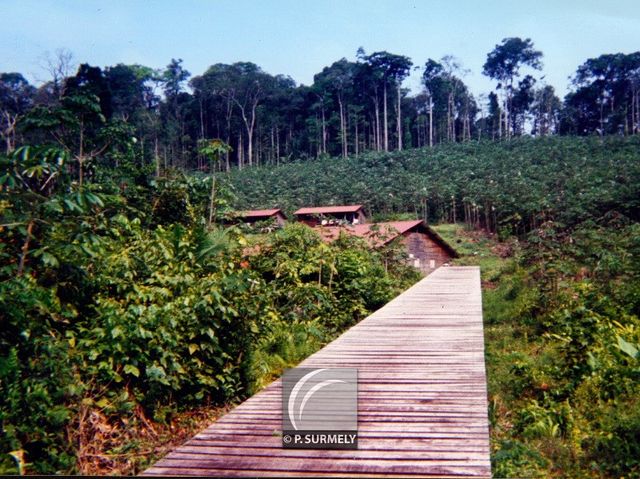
left=293, top=205, right=367, bottom=227
left=317, top=220, right=458, bottom=273
left=232, top=209, right=287, bottom=227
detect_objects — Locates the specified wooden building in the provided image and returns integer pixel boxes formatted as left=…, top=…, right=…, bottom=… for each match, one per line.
left=317, top=220, right=458, bottom=273
left=231, top=208, right=287, bottom=226
left=294, top=205, right=367, bottom=227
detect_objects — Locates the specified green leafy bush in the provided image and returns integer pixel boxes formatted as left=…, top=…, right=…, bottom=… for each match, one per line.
left=0, top=145, right=419, bottom=472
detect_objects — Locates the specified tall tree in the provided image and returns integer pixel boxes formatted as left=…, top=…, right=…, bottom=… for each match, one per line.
left=532, top=85, right=561, bottom=136
left=0, top=73, right=35, bottom=153
left=160, top=59, right=191, bottom=167
left=162, top=58, right=190, bottom=99
left=65, top=63, right=113, bottom=119
left=105, top=64, right=157, bottom=121
left=510, top=74, right=536, bottom=135
left=39, top=48, right=75, bottom=101
left=191, top=64, right=239, bottom=170
left=229, top=62, right=273, bottom=167
left=561, top=52, right=640, bottom=135
left=440, top=56, right=471, bottom=142
left=104, top=64, right=159, bottom=168
left=483, top=37, right=543, bottom=138
left=314, top=59, right=358, bottom=158
left=422, top=60, right=444, bottom=147
left=362, top=51, right=412, bottom=151
left=422, top=58, right=476, bottom=144
left=22, top=65, right=133, bottom=185
left=355, top=49, right=382, bottom=151
left=261, top=74, right=297, bottom=165
left=198, top=139, right=232, bottom=226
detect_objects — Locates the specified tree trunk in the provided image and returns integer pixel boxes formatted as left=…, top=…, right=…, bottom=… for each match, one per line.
left=447, top=93, right=452, bottom=141
left=276, top=125, right=280, bottom=163
left=199, top=98, right=205, bottom=139
left=373, top=96, right=381, bottom=151
left=599, top=94, right=605, bottom=136
left=633, top=89, right=640, bottom=133
left=2, top=112, right=18, bottom=154
left=321, top=105, right=327, bottom=154
left=505, top=84, right=511, bottom=139
left=451, top=196, right=456, bottom=223
left=17, top=219, right=35, bottom=277
left=354, top=115, right=359, bottom=157
left=208, top=175, right=216, bottom=227
left=428, top=95, right=434, bottom=148
left=397, top=86, right=402, bottom=150
left=484, top=202, right=491, bottom=232
left=383, top=81, right=388, bottom=151
left=225, top=94, right=233, bottom=171
left=256, top=126, right=262, bottom=166
left=316, top=114, right=321, bottom=157
left=338, top=96, right=346, bottom=158
left=4, top=125, right=11, bottom=154
left=270, top=126, right=275, bottom=165
left=78, top=119, right=84, bottom=186
left=247, top=105, right=255, bottom=166
left=631, top=87, right=638, bottom=134
left=343, top=104, right=348, bottom=158
left=233, top=96, right=258, bottom=167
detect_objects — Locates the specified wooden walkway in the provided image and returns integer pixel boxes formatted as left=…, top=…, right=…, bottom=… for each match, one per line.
left=143, top=266, right=490, bottom=477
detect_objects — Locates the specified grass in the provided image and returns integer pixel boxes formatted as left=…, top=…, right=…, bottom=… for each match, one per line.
left=249, top=318, right=327, bottom=392
left=432, top=223, right=514, bottom=283
left=432, top=224, right=555, bottom=477
left=69, top=404, right=231, bottom=476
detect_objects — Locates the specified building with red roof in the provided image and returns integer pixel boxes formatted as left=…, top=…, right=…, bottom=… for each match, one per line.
left=317, top=220, right=458, bottom=273
left=293, top=205, right=367, bottom=227
left=232, top=208, right=287, bottom=226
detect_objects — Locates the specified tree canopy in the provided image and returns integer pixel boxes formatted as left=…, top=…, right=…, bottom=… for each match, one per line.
left=0, top=41, right=637, bottom=172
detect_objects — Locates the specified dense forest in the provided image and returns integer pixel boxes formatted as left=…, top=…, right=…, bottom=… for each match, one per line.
left=1, top=37, right=640, bottom=477
left=2, top=39, right=640, bottom=172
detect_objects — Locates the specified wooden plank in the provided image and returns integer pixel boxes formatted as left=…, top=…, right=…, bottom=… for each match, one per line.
left=143, top=266, right=490, bottom=477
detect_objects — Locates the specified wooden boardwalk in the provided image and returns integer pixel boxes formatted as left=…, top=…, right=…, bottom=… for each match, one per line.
left=143, top=266, right=490, bottom=477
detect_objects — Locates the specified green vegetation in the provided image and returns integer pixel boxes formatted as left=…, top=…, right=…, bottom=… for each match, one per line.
left=231, top=136, right=640, bottom=237
left=2, top=91, right=639, bottom=477
left=230, top=136, right=640, bottom=477
left=3, top=31, right=640, bottom=478
left=0, top=145, right=418, bottom=474
left=435, top=218, right=640, bottom=478
left=3, top=43, right=640, bottom=169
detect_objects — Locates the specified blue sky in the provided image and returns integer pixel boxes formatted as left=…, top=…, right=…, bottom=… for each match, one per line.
left=2, top=0, right=639, bottom=100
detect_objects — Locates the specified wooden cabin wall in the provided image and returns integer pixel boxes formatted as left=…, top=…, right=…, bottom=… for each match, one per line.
left=402, top=232, right=453, bottom=272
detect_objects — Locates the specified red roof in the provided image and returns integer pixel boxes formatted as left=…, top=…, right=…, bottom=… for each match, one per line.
left=238, top=209, right=285, bottom=218
left=316, top=220, right=458, bottom=257
left=294, top=205, right=364, bottom=215
left=317, top=220, right=420, bottom=245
